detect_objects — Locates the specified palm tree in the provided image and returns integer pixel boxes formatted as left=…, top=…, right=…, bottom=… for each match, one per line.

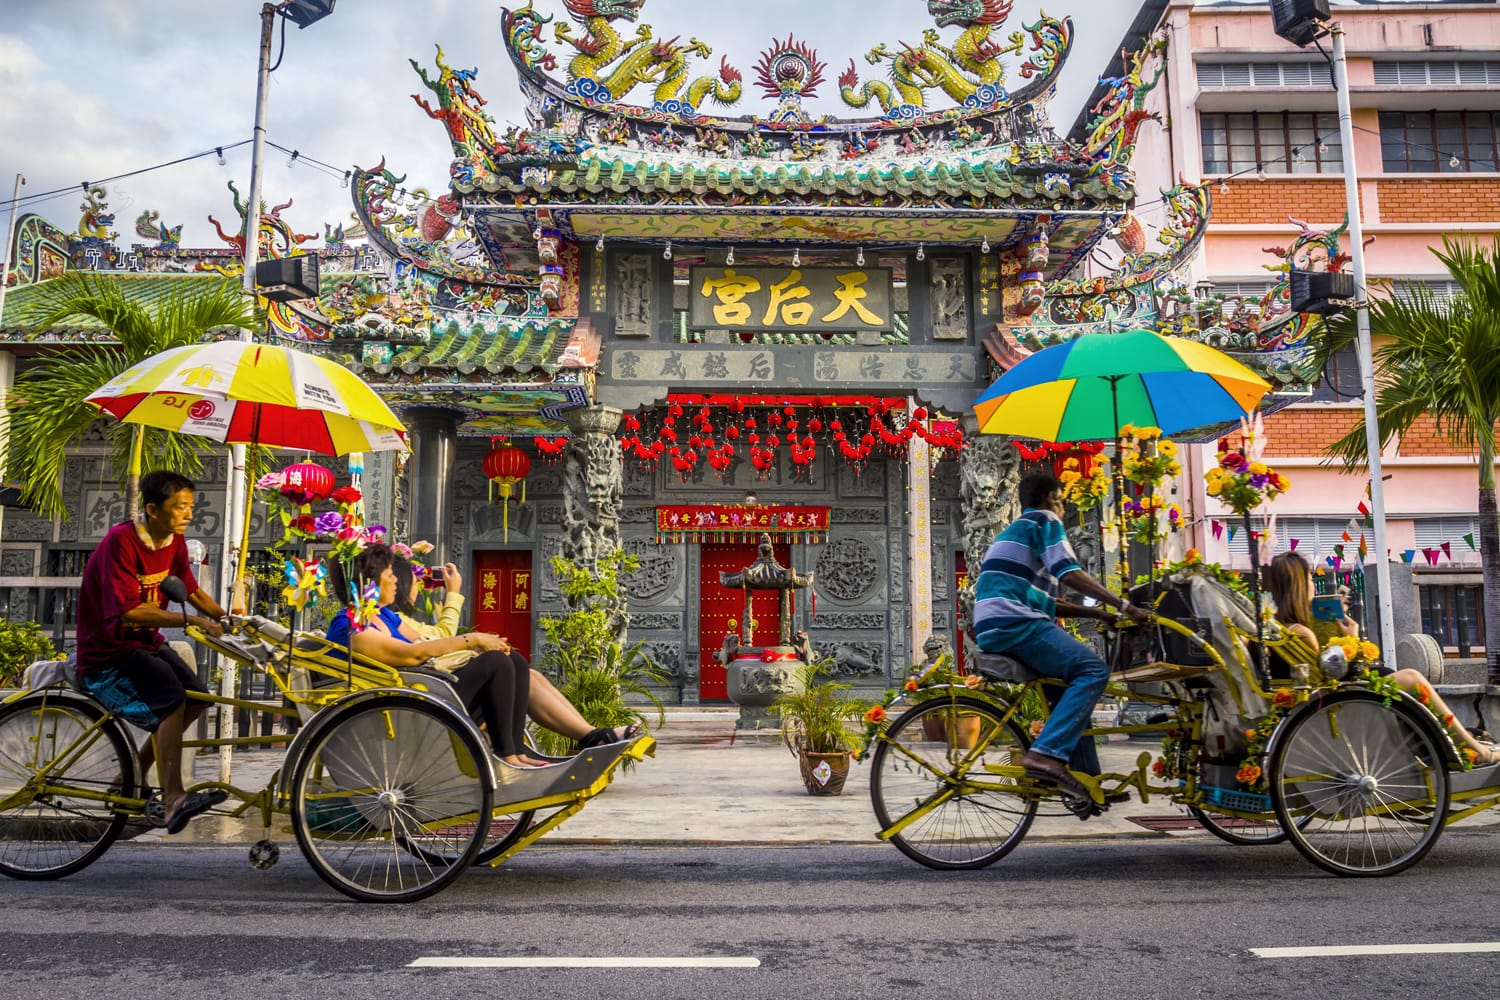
left=4, top=272, right=259, bottom=520
left=1317, top=235, right=1500, bottom=678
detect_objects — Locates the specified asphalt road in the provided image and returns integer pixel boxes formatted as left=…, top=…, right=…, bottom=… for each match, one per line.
left=6, top=829, right=1500, bottom=1000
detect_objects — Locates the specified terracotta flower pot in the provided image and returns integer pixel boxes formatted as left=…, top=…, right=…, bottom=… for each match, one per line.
left=919, top=711, right=981, bottom=748
left=797, top=748, right=852, bottom=796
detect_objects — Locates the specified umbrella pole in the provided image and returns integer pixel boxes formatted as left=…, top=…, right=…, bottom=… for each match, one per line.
left=1109, top=377, right=1128, bottom=603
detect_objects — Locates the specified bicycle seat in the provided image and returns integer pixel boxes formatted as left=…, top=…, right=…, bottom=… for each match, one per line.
left=972, top=652, right=1039, bottom=684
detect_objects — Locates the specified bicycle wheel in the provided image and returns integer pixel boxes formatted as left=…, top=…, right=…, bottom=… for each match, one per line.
left=0, top=694, right=137, bottom=880
left=400, top=807, right=536, bottom=868
left=1269, top=690, right=1449, bottom=877
left=870, top=696, right=1037, bottom=870
left=1189, top=806, right=1289, bottom=845
left=290, top=695, right=492, bottom=902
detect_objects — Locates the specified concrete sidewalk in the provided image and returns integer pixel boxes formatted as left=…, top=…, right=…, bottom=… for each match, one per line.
left=142, top=707, right=1331, bottom=848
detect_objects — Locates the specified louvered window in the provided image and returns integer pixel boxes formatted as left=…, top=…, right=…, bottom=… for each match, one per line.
left=1201, top=112, right=1343, bottom=174
left=1198, top=62, right=1324, bottom=88
left=1224, top=517, right=1353, bottom=561
left=1412, top=517, right=1480, bottom=553
left=1373, top=60, right=1500, bottom=86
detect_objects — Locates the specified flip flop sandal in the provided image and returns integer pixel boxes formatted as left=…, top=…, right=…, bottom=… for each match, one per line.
left=578, top=723, right=643, bottom=749
left=164, top=789, right=228, bottom=835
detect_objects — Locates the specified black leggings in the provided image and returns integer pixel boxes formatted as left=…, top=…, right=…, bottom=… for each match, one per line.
left=450, top=650, right=530, bottom=757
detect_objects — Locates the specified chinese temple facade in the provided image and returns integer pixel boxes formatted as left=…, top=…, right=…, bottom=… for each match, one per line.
left=0, top=1, right=1317, bottom=701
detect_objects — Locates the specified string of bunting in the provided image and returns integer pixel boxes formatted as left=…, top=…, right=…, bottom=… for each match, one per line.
left=656, top=504, right=830, bottom=544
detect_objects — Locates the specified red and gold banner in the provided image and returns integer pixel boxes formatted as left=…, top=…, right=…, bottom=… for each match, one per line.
left=656, top=504, right=830, bottom=544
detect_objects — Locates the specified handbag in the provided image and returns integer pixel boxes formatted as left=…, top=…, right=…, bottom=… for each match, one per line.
left=423, top=648, right=478, bottom=675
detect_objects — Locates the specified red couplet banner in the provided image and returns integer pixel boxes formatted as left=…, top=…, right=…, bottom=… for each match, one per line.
left=655, top=504, right=830, bottom=544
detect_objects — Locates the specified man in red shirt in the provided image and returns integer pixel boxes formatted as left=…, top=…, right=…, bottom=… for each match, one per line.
left=76, top=470, right=230, bottom=834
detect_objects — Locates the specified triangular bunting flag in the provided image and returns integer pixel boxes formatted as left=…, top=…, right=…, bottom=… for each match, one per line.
left=1289, top=538, right=1300, bottom=551
left=1334, top=543, right=1345, bottom=559
left=1211, top=519, right=1224, bottom=541
left=1423, top=548, right=1439, bottom=566
left=1402, top=549, right=1416, bottom=563
left=1441, top=541, right=1452, bottom=558
left=1228, top=526, right=1238, bottom=543
left=1465, top=532, right=1477, bottom=550
left=1341, top=531, right=1352, bottom=543
left=1357, top=501, right=1370, bottom=517
left=1358, top=533, right=1368, bottom=559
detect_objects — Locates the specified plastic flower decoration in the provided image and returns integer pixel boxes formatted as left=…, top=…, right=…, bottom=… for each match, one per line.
left=281, top=556, right=327, bottom=612
left=1059, top=456, right=1111, bottom=513
left=1119, top=425, right=1182, bottom=489
left=1205, top=451, right=1290, bottom=514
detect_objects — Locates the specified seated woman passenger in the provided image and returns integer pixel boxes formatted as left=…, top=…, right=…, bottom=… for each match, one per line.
left=327, top=543, right=548, bottom=768
left=1267, top=550, right=1498, bottom=765
left=389, top=551, right=639, bottom=748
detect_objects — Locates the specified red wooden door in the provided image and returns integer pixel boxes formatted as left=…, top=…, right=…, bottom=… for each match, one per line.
left=472, top=550, right=533, bottom=663
left=698, top=542, right=791, bottom=702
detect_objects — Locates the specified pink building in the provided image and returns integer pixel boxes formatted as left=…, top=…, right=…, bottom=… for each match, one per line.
left=1122, top=0, right=1500, bottom=656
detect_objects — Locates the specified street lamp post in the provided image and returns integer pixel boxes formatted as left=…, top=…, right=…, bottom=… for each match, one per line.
left=217, top=0, right=335, bottom=782
left=1268, top=2, right=1399, bottom=663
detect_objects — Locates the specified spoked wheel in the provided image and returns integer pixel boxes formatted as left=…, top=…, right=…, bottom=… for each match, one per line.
left=1269, top=690, right=1450, bottom=877
left=1189, top=806, right=1291, bottom=846
left=400, top=807, right=536, bottom=868
left=290, top=695, right=492, bottom=902
left=0, top=694, right=137, bottom=880
left=869, top=696, right=1037, bottom=870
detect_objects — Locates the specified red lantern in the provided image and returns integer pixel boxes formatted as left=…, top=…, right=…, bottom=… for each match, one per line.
left=482, top=442, right=532, bottom=541
left=280, top=462, right=335, bottom=507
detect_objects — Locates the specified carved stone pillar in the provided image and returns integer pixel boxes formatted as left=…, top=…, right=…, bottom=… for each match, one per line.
left=957, top=415, right=1021, bottom=637
left=406, top=406, right=461, bottom=566
left=561, top=405, right=624, bottom=569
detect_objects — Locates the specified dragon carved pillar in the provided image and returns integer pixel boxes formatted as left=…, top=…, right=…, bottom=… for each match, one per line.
left=560, top=404, right=625, bottom=572
left=957, top=415, right=1021, bottom=640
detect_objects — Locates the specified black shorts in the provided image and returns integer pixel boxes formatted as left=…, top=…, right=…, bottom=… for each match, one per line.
left=79, top=645, right=208, bottom=732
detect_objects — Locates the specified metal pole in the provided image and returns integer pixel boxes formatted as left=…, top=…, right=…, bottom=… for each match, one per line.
left=217, top=3, right=277, bottom=783
left=0, top=173, right=25, bottom=325
left=1331, top=23, right=1398, bottom=662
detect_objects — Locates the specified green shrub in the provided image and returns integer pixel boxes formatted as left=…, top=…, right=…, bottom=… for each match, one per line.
left=0, top=621, right=58, bottom=687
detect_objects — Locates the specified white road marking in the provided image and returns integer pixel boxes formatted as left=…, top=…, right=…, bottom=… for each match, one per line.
left=408, top=956, right=761, bottom=969
left=1252, top=943, right=1500, bottom=959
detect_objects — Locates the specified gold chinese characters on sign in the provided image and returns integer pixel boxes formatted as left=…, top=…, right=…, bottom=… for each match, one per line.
left=690, top=266, right=894, bottom=333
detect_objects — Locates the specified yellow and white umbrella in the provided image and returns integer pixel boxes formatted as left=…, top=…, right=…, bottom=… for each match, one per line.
left=85, top=340, right=406, bottom=455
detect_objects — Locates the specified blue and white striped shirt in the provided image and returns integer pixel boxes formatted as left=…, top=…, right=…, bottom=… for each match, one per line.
left=973, top=507, right=1082, bottom=651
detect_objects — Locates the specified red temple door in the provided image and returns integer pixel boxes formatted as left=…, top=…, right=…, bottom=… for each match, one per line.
left=698, top=541, right=791, bottom=702
left=472, top=550, right=533, bottom=663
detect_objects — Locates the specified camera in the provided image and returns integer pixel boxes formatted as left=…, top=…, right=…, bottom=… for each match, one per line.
left=429, top=567, right=445, bottom=584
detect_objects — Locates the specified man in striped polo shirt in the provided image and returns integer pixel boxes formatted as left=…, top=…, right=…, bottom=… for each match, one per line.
left=973, top=473, right=1149, bottom=815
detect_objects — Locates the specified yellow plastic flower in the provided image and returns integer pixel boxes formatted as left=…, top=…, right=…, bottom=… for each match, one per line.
left=1249, top=461, right=1269, bottom=476
left=1360, top=640, right=1381, bottom=661
left=1158, top=439, right=1178, bottom=457
left=1206, top=480, right=1223, bottom=497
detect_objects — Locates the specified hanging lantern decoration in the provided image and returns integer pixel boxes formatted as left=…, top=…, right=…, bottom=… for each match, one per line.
left=482, top=441, right=532, bottom=541
left=279, top=462, right=336, bottom=508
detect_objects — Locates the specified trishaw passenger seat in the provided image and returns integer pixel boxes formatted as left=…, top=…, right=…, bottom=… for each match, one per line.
left=973, top=652, right=1039, bottom=684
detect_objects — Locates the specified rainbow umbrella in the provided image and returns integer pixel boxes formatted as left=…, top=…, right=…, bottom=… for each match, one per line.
left=84, top=340, right=406, bottom=454
left=971, top=329, right=1272, bottom=442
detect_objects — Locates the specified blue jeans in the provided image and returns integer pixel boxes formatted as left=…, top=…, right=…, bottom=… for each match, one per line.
left=996, top=621, right=1107, bottom=774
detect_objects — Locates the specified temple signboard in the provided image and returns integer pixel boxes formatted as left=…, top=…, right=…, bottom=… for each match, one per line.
left=690, top=266, right=894, bottom=332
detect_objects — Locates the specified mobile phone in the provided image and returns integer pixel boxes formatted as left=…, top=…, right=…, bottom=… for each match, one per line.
left=1311, top=596, right=1344, bottom=622
left=429, top=567, right=445, bottom=584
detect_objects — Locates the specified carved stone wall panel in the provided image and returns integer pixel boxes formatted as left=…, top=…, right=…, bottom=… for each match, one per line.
left=838, top=461, right=887, bottom=498
left=814, top=536, right=881, bottom=603
left=932, top=459, right=962, bottom=500
left=930, top=257, right=970, bottom=341
left=629, top=612, right=683, bottom=630
left=623, top=462, right=654, bottom=497
left=831, top=507, right=883, bottom=524
left=816, top=638, right=885, bottom=679
left=623, top=536, right=680, bottom=604
left=3, top=513, right=52, bottom=543
left=640, top=640, right=683, bottom=681
left=0, top=549, right=38, bottom=576
left=613, top=252, right=653, bottom=338
left=811, top=612, right=886, bottom=629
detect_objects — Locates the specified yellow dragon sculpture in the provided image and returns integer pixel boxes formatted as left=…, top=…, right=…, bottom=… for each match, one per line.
left=840, top=0, right=1022, bottom=113
left=553, top=0, right=742, bottom=108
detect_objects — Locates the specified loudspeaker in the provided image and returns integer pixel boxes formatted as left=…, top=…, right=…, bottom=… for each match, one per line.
left=1288, top=269, right=1354, bottom=315
left=1270, top=0, right=1331, bottom=47
left=254, top=254, right=321, bottom=302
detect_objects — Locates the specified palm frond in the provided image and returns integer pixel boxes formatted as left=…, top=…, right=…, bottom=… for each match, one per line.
left=6, top=351, right=128, bottom=520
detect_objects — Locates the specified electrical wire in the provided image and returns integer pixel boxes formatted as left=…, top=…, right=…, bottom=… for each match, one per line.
left=0, top=140, right=254, bottom=213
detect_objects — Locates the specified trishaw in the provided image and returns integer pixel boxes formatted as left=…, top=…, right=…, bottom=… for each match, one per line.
left=0, top=611, right=652, bottom=902
left=866, top=572, right=1495, bottom=878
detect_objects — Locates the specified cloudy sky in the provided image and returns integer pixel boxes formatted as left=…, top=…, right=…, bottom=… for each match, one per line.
left=2, top=0, right=1147, bottom=249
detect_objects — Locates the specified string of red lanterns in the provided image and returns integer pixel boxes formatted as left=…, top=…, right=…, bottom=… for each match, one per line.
left=616, top=396, right=965, bottom=482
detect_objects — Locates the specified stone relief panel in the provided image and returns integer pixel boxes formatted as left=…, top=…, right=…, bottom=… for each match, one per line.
left=811, top=612, right=886, bottom=629
left=818, top=639, right=885, bottom=679
left=629, top=612, right=683, bottom=631
left=613, top=252, right=653, bottom=338
left=0, top=549, right=38, bottom=576
left=622, top=462, right=655, bottom=497
left=640, top=640, right=683, bottom=681
left=3, top=513, right=52, bottom=543
left=622, top=536, right=679, bottom=604
left=831, top=507, right=883, bottom=524
left=815, top=536, right=880, bottom=602
left=838, top=462, right=887, bottom=497
left=930, top=257, right=969, bottom=341
left=932, top=459, right=962, bottom=500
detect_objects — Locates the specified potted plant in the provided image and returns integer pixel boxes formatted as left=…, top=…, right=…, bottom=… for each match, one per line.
left=772, top=662, right=867, bottom=796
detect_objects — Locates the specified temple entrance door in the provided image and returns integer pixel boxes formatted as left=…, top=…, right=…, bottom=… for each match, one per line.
left=698, top=541, right=791, bottom=702
left=472, top=550, right=533, bottom=663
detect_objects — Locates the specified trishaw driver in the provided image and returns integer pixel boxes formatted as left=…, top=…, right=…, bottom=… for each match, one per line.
left=76, top=470, right=230, bottom=834
left=973, top=473, right=1150, bottom=816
